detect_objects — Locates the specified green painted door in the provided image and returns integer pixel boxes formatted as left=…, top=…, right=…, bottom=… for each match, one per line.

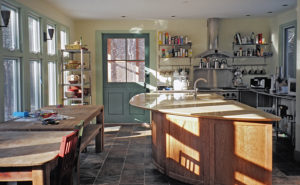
left=103, top=33, right=150, bottom=123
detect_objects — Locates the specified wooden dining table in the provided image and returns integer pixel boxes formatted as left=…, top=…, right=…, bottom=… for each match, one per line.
left=0, top=105, right=105, bottom=184
left=0, top=131, right=72, bottom=185
left=0, top=105, right=104, bottom=152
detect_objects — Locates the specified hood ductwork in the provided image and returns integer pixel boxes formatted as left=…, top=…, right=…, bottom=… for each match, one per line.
left=195, top=18, right=232, bottom=58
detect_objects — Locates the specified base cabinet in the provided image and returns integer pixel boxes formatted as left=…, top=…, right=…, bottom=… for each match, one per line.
left=151, top=111, right=272, bottom=185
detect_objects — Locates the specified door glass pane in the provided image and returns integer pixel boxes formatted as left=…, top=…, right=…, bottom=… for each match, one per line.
left=127, top=61, right=145, bottom=82
left=284, top=26, right=296, bottom=78
left=1, top=4, right=19, bottom=50
left=30, top=60, right=42, bottom=111
left=47, top=24, right=56, bottom=55
left=48, top=61, right=57, bottom=105
left=107, top=61, right=126, bottom=82
left=3, top=59, right=20, bottom=121
left=127, top=38, right=145, bottom=60
left=28, top=16, right=40, bottom=53
left=107, top=39, right=126, bottom=60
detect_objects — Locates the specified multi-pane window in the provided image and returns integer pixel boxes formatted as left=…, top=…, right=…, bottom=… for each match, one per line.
left=48, top=61, right=57, bottom=105
left=30, top=60, right=42, bottom=111
left=283, top=26, right=296, bottom=78
left=47, top=24, right=56, bottom=55
left=107, top=38, right=145, bottom=82
left=28, top=16, right=40, bottom=53
left=3, top=59, right=20, bottom=121
left=1, top=4, right=19, bottom=50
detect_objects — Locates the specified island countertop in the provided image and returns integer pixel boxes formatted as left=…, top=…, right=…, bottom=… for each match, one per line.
left=129, top=92, right=280, bottom=122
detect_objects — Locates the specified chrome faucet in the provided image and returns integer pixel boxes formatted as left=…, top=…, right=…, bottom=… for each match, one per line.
left=193, top=78, right=208, bottom=98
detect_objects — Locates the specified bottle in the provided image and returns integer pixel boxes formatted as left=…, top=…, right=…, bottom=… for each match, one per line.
left=250, top=32, right=255, bottom=44
left=172, top=47, right=175, bottom=57
left=188, top=48, right=192, bottom=57
left=161, top=49, right=166, bottom=58
left=158, top=32, right=162, bottom=45
left=162, top=32, right=166, bottom=44
left=165, top=32, right=169, bottom=45
left=80, top=36, right=82, bottom=46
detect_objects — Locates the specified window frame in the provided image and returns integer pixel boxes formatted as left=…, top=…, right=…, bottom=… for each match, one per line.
left=29, top=60, right=42, bottom=111
left=1, top=2, right=20, bottom=51
left=3, top=58, right=21, bottom=121
left=279, top=20, right=297, bottom=79
left=48, top=60, right=57, bottom=105
left=28, top=13, right=42, bottom=55
left=0, top=0, right=70, bottom=121
left=106, top=37, right=147, bottom=83
left=46, top=22, right=57, bottom=56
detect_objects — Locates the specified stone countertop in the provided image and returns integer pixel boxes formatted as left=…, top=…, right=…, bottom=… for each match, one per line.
left=130, top=92, right=280, bottom=122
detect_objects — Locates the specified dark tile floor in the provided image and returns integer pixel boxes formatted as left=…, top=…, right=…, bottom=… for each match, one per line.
left=80, top=124, right=300, bottom=185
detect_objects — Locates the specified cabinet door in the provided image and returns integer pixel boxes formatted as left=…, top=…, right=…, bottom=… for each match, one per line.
left=239, top=91, right=257, bottom=107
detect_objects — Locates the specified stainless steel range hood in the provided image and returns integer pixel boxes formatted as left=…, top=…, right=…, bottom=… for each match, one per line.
left=195, top=18, right=232, bottom=58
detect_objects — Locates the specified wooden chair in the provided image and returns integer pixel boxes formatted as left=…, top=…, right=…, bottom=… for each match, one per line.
left=54, top=130, right=79, bottom=185
left=73, top=121, right=84, bottom=185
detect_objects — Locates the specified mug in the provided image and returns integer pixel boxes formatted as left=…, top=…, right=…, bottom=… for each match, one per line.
left=248, top=69, right=254, bottom=75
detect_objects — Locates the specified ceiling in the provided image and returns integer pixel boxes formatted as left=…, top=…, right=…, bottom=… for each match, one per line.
left=45, top=0, right=297, bottom=20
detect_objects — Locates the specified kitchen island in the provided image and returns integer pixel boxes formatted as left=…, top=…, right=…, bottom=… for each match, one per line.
left=130, top=92, right=280, bottom=185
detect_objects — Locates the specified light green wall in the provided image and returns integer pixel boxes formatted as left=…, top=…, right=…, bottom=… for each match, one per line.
left=75, top=13, right=298, bottom=105
left=74, top=19, right=207, bottom=105
left=295, top=0, right=300, bottom=157
left=15, top=0, right=75, bottom=41
left=219, top=17, right=272, bottom=86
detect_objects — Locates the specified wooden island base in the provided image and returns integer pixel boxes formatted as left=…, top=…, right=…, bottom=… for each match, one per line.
left=151, top=111, right=272, bottom=185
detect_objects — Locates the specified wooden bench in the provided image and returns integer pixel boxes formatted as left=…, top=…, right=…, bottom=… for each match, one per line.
left=80, top=124, right=103, bottom=152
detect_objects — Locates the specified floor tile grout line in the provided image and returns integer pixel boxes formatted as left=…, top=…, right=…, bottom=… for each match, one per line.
left=117, top=125, right=134, bottom=185
left=92, top=130, right=119, bottom=185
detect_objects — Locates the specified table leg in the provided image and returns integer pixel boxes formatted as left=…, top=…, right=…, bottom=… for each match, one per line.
left=95, top=109, right=104, bottom=153
left=32, top=166, right=46, bottom=185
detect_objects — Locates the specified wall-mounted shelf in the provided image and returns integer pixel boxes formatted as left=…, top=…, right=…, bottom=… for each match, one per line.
left=232, top=56, right=270, bottom=59
left=158, top=42, right=192, bottom=69
left=233, top=43, right=271, bottom=46
left=230, top=64, right=267, bottom=67
left=159, top=44, right=192, bottom=47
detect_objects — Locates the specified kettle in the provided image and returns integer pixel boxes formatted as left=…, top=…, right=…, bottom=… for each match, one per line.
left=220, top=59, right=227, bottom=69
left=214, top=59, right=219, bottom=69
left=180, top=70, right=189, bottom=90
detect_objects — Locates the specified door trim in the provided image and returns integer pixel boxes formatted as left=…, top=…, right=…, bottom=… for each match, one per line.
left=95, top=30, right=157, bottom=106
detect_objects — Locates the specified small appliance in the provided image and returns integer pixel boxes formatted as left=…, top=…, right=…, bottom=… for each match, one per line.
left=250, top=77, right=271, bottom=89
left=288, top=78, right=296, bottom=96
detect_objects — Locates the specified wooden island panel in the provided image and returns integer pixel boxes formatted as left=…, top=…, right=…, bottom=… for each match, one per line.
left=152, top=111, right=273, bottom=185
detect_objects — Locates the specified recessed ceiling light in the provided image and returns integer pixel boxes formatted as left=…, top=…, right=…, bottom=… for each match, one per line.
left=171, top=15, right=176, bottom=18
left=282, top=4, right=288, bottom=6
left=267, top=11, right=273, bottom=14
left=121, top=16, right=126, bottom=18
left=246, top=15, right=251, bottom=17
